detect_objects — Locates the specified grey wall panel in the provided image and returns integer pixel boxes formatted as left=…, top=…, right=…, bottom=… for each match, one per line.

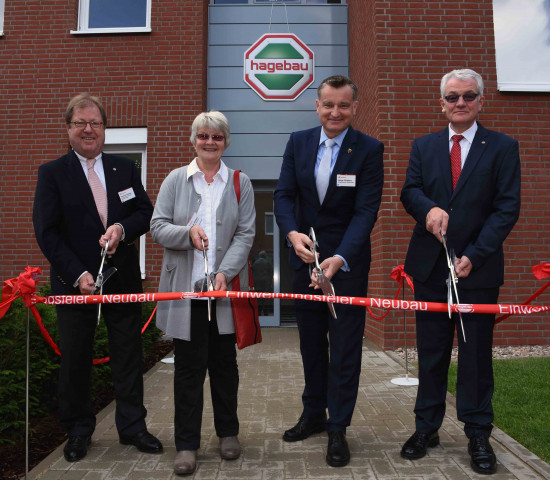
left=207, top=4, right=348, bottom=179
left=208, top=88, right=319, bottom=111
left=220, top=157, right=283, bottom=181
left=209, top=5, right=347, bottom=24
left=224, top=111, right=320, bottom=134
left=226, top=133, right=295, bottom=156
left=209, top=45, right=348, bottom=68
left=209, top=24, right=347, bottom=45
left=208, top=66, right=337, bottom=89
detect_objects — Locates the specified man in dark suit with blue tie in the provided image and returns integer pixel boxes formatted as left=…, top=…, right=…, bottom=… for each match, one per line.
left=274, top=75, right=384, bottom=467
left=400, top=69, right=521, bottom=475
left=33, top=93, right=162, bottom=462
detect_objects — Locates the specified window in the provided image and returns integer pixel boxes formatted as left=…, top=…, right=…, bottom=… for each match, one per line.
left=0, top=0, right=5, bottom=36
left=73, top=0, right=151, bottom=34
left=103, top=128, right=149, bottom=279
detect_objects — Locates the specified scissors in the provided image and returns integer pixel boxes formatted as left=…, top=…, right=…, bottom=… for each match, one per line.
left=441, top=231, right=466, bottom=343
left=193, top=238, right=214, bottom=321
left=93, top=240, right=117, bottom=325
left=308, top=227, right=337, bottom=319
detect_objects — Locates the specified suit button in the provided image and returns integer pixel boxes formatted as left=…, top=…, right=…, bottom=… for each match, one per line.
left=217, top=220, right=222, bottom=225
left=217, top=247, right=222, bottom=251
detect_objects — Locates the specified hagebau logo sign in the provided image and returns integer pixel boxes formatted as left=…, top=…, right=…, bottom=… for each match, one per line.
left=244, top=33, right=314, bottom=101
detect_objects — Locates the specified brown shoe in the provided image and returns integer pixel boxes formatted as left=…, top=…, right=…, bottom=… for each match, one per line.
left=173, top=450, right=197, bottom=475
left=219, top=436, right=241, bottom=460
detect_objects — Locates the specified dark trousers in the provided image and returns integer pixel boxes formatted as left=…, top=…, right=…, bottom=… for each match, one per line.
left=293, top=265, right=367, bottom=434
left=413, top=255, right=498, bottom=438
left=56, top=302, right=146, bottom=437
left=173, top=300, right=239, bottom=451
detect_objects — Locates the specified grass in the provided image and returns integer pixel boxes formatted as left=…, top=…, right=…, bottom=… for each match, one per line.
left=447, top=357, right=550, bottom=464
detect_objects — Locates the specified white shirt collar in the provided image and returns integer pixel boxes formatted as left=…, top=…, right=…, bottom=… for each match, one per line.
left=319, top=128, right=348, bottom=148
left=448, top=122, right=478, bottom=144
left=187, top=158, right=228, bottom=183
left=74, top=151, right=102, bottom=163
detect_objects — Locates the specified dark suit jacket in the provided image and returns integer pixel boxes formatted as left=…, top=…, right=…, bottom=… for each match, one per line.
left=33, top=151, right=153, bottom=295
left=401, top=122, right=521, bottom=289
left=274, top=125, right=384, bottom=277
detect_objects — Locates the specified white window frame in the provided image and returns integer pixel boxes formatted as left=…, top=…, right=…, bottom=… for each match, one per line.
left=71, top=0, right=152, bottom=35
left=103, top=128, right=149, bottom=279
left=0, top=0, right=5, bottom=36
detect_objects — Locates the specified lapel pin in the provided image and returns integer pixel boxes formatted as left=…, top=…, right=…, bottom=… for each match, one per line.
left=347, top=148, right=352, bottom=154
left=481, top=141, right=486, bottom=144
left=113, top=168, right=117, bottom=171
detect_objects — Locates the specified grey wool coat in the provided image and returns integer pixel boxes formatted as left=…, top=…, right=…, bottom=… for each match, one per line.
left=150, top=164, right=256, bottom=341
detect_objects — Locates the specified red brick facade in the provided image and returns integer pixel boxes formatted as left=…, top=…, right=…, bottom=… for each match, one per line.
left=1, top=0, right=548, bottom=349
left=348, top=0, right=550, bottom=348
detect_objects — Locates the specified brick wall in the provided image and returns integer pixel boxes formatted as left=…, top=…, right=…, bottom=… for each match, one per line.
left=0, top=0, right=208, bottom=291
left=348, top=0, right=550, bottom=348
left=1, top=0, right=548, bottom=348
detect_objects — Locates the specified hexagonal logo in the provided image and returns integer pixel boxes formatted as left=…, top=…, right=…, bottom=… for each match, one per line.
left=244, top=33, right=314, bottom=101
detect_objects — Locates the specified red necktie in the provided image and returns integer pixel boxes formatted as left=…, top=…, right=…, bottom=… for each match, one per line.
left=86, top=158, right=108, bottom=229
left=450, top=134, right=464, bottom=191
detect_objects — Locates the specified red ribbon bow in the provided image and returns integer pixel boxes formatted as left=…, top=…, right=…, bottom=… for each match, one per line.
left=0, top=266, right=41, bottom=319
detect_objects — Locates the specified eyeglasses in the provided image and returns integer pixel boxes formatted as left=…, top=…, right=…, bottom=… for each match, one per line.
left=70, top=121, right=104, bottom=129
left=197, top=133, right=225, bottom=142
left=443, top=93, right=479, bottom=104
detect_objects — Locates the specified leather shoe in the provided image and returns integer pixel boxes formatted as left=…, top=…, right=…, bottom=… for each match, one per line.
left=400, top=431, right=440, bottom=460
left=326, top=431, right=350, bottom=467
left=468, top=435, right=497, bottom=475
left=174, top=450, right=196, bottom=475
left=219, top=435, right=241, bottom=459
left=283, top=414, right=326, bottom=442
left=119, top=429, right=163, bottom=453
left=63, top=434, right=91, bottom=462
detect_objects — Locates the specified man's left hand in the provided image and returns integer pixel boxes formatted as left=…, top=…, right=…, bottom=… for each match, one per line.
left=100, top=224, right=123, bottom=254
left=309, top=256, right=344, bottom=289
left=455, top=255, right=472, bottom=279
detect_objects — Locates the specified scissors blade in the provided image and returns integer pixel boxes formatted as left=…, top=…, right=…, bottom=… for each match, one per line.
left=441, top=232, right=466, bottom=342
left=201, top=238, right=212, bottom=322
left=94, top=240, right=110, bottom=325
left=309, top=227, right=337, bottom=319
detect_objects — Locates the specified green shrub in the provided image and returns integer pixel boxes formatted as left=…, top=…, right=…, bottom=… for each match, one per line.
left=0, top=286, right=161, bottom=445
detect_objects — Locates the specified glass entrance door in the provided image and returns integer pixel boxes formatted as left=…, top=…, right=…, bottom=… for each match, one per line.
left=250, top=185, right=297, bottom=326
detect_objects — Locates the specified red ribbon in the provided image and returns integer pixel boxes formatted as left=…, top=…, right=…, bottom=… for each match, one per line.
left=367, top=265, right=414, bottom=321
left=495, top=263, right=550, bottom=324
left=0, top=266, right=42, bottom=318
left=533, top=263, right=550, bottom=280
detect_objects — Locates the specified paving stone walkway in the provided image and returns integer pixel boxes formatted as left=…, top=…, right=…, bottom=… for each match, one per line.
left=30, top=328, right=550, bottom=479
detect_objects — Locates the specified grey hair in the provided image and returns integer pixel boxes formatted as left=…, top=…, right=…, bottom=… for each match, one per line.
left=190, top=110, right=231, bottom=148
left=440, top=69, right=484, bottom=98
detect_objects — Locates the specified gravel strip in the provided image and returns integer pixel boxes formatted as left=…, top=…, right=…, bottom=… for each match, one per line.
left=394, top=345, right=550, bottom=362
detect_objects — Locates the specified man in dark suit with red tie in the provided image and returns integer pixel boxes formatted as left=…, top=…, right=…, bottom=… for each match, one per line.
left=33, top=93, right=162, bottom=462
left=274, top=75, right=384, bottom=467
left=400, top=69, right=521, bottom=475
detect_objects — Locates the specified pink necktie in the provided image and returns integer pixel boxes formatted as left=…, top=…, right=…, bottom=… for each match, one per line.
left=86, top=158, right=108, bottom=229
left=450, top=134, right=464, bottom=191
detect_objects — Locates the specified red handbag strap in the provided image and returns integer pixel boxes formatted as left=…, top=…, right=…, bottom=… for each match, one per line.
left=231, top=170, right=254, bottom=292
left=232, top=170, right=242, bottom=292
left=233, top=169, right=241, bottom=204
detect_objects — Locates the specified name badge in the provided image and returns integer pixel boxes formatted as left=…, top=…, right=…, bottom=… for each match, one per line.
left=337, top=174, right=356, bottom=187
left=118, top=187, right=136, bottom=203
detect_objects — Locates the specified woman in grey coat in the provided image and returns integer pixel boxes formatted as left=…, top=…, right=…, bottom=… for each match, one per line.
left=150, top=111, right=255, bottom=475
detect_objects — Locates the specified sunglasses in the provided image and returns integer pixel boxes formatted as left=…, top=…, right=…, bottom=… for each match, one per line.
left=443, top=93, right=479, bottom=104
left=197, top=133, right=225, bottom=142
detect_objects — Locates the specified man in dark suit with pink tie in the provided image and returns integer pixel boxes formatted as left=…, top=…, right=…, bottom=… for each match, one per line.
left=400, top=69, right=521, bottom=475
left=33, top=93, right=162, bottom=462
left=274, top=75, right=384, bottom=467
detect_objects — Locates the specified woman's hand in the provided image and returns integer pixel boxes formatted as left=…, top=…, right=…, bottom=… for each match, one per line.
left=190, top=225, right=208, bottom=250
left=214, top=272, right=227, bottom=291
